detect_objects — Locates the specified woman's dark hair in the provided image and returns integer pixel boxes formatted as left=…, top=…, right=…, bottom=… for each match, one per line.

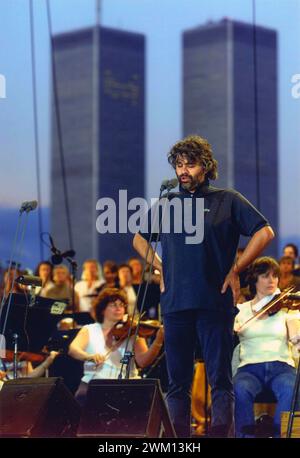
left=92, top=287, right=128, bottom=323
left=103, top=260, right=119, bottom=274
left=284, top=243, right=298, bottom=258
left=34, top=261, right=53, bottom=280
left=118, top=263, right=133, bottom=275
left=246, top=257, right=280, bottom=296
left=167, top=135, right=218, bottom=180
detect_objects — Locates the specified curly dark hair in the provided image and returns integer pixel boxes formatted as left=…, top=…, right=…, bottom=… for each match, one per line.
left=167, top=135, right=218, bottom=180
left=92, top=287, right=128, bottom=323
left=246, top=257, right=280, bottom=296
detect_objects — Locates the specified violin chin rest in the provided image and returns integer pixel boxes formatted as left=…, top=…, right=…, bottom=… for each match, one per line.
left=115, top=323, right=124, bottom=329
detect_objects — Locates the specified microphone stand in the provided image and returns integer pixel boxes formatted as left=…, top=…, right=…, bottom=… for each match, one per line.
left=12, top=333, right=18, bottom=379
left=142, top=350, right=165, bottom=378
left=0, top=203, right=37, bottom=376
left=286, top=352, right=300, bottom=437
left=0, top=207, right=29, bottom=325
left=118, top=182, right=176, bottom=380
left=66, top=257, right=78, bottom=327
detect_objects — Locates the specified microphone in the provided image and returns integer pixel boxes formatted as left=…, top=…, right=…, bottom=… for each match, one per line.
left=20, top=200, right=38, bottom=213
left=160, top=178, right=178, bottom=192
left=16, top=275, right=42, bottom=287
left=49, top=235, right=75, bottom=265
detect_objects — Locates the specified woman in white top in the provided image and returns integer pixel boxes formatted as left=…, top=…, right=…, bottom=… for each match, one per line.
left=69, top=288, right=164, bottom=406
left=234, top=257, right=300, bottom=437
left=75, top=259, right=105, bottom=312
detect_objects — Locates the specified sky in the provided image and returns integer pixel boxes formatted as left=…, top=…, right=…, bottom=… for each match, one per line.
left=0, top=0, right=300, bottom=267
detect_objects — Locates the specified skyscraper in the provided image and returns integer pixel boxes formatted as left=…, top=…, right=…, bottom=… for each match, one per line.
left=183, top=19, right=278, bottom=253
left=51, top=26, right=145, bottom=267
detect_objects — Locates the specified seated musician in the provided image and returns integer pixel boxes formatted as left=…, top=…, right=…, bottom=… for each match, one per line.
left=68, top=288, right=164, bottom=406
left=75, top=259, right=105, bottom=312
left=45, top=265, right=79, bottom=312
left=233, top=257, right=300, bottom=437
left=0, top=351, right=58, bottom=384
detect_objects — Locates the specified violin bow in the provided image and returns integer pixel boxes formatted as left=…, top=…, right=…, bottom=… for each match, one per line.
left=103, top=340, right=124, bottom=360
left=237, top=287, right=295, bottom=333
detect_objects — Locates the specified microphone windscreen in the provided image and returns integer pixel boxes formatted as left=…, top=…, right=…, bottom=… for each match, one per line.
left=51, top=254, right=63, bottom=265
left=62, top=249, right=76, bottom=258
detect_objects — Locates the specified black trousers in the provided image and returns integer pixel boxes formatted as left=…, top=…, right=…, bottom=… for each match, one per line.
left=163, top=308, right=236, bottom=437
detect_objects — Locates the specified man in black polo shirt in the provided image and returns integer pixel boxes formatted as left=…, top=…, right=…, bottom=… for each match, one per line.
left=133, top=135, right=274, bottom=437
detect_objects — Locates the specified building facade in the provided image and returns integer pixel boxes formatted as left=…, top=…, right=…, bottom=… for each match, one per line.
left=183, top=19, right=278, bottom=253
left=51, top=26, right=145, bottom=267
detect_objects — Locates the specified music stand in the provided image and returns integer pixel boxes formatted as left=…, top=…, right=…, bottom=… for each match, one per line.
left=47, top=328, right=80, bottom=353
left=0, top=293, right=67, bottom=357
left=66, top=312, right=95, bottom=327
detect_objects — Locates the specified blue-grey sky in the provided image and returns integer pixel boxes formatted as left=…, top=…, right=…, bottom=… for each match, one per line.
left=0, top=0, right=300, bottom=243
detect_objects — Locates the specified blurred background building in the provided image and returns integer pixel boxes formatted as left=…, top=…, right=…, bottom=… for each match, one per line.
left=183, top=18, right=278, bottom=254
left=51, top=26, right=145, bottom=266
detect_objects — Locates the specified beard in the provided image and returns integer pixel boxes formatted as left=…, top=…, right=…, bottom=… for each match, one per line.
left=178, top=173, right=203, bottom=191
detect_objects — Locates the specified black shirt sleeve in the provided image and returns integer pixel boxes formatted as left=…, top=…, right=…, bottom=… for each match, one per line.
left=231, top=191, right=270, bottom=237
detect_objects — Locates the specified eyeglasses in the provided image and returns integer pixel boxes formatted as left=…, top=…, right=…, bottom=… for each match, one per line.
left=107, top=300, right=125, bottom=309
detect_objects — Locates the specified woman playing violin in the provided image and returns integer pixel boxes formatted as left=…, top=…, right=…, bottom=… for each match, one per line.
left=69, top=288, right=164, bottom=406
left=233, top=257, right=300, bottom=437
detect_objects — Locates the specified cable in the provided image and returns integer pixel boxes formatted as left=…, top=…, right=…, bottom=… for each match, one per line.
left=92, top=0, right=101, bottom=258
left=252, top=0, right=261, bottom=210
left=29, top=0, right=44, bottom=260
left=46, top=0, right=74, bottom=250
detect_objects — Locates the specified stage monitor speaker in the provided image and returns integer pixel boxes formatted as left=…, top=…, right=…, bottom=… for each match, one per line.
left=77, top=378, right=176, bottom=438
left=0, top=377, right=81, bottom=437
left=281, top=411, right=300, bottom=438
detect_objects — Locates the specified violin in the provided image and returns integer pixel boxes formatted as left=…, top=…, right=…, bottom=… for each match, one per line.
left=237, top=287, right=300, bottom=332
left=109, top=317, right=162, bottom=341
left=2, top=349, right=46, bottom=363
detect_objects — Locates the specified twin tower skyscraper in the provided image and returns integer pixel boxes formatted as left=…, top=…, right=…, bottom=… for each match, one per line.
left=51, top=19, right=278, bottom=267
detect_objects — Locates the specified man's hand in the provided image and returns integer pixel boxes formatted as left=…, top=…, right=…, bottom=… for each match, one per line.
left=133, top=233, right=164, bottom=291
left=221, top=264, right=240, bottom=305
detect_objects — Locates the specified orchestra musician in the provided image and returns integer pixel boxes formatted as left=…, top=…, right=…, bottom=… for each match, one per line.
left=69, top=288, right=164, bottom=406
left=233, top=257, right=300, bottom=437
